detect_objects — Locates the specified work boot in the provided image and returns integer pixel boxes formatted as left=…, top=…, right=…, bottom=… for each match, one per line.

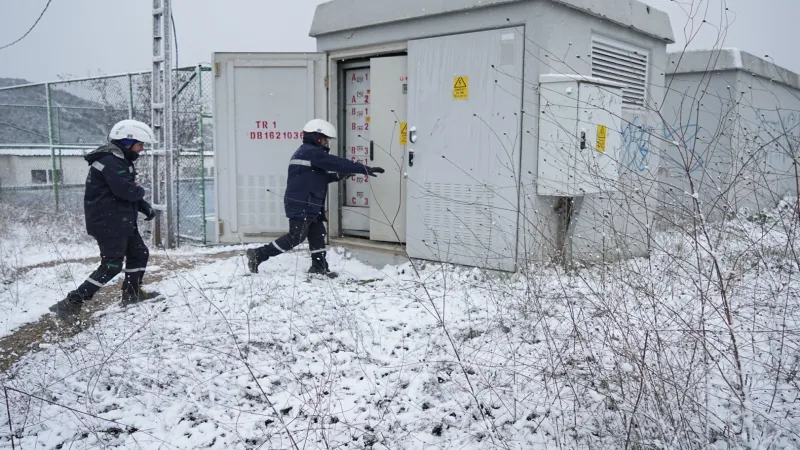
left=121, top=288, right=162, bottom=306
left=49, top=292, right=85, bottom=319
left=308, top=258, right=338, bottom=279
left=246, top=248, right=265, bottom=274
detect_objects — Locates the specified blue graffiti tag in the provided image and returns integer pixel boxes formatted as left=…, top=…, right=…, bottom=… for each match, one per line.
left=753, top=108, right=800, bottom=141
left=620, top=116, right=654, bottom=172
left=662, top=122, right=704, bottom=174
left=751, top=107, right=800, bottom=169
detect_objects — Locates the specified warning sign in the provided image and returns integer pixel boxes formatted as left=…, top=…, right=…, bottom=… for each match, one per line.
left=453, top=76, right=468, bottom=100
left=596, top=125, right=608, bottom=152
left=400, top=122, right=408, bottom=146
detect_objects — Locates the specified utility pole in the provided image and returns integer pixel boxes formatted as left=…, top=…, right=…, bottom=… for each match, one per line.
left=151, top=0, right=176, bottom=248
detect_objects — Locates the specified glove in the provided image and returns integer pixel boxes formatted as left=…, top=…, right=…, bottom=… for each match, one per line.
left=144, top=206, right=156, bottom=221
left=366, top=166, right=385, bottom=177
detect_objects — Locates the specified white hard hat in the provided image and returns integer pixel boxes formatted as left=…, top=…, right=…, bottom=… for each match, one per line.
left=109, top=119, right=157, bottom=144
left=302, top=119, right=337, bottom=139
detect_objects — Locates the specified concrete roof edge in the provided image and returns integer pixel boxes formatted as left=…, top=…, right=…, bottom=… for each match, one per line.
left=309, top=0, right=674, bottom=43
left=549, top=0, right=675, bottom=43
left=668, top=48, right=800, bottom=91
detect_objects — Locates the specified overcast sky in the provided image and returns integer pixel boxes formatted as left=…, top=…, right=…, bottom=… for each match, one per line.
left=1, top=0, right=798, bottom=82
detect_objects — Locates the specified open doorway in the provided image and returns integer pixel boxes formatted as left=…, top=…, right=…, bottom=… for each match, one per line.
left=336, top=54, right=408, bottom=244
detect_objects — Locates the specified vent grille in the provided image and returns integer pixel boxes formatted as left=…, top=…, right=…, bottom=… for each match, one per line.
left=591, top=39, right=648, bottom=107
left=422, top=182, right=494, bottom=251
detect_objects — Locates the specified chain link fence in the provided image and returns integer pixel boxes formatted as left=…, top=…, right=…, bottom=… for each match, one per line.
left=0, top=65, right=214, bottom=245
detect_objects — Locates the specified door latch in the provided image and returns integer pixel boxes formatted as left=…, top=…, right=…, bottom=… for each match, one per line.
left=408, top=149, right=415, bottom=167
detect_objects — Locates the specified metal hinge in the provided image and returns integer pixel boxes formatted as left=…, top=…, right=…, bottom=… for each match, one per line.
left=217, top=220, right=224, bottom=235
left=325, top=76, right=329, bottom=89
left=214, top=61, right=221, bottom=77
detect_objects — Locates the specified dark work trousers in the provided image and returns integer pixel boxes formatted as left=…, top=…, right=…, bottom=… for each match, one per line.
left=72, top=231, right=150, bottom=301
left=251, top=218, right=328, bottom=269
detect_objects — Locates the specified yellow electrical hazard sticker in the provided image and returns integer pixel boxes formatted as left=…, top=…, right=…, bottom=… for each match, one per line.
left=596, top=125, right=607, bottom=152
left=400, top=122, right=408, bottom=145
left=453, top=76, right=468, bottom=100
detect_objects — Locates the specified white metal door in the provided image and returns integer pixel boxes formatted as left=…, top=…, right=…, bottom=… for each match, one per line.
left=576, top=81, right=622, bottom=194
left=369, top=56, right=408, bottom=243
left=406, top=27, right=524, bottom=271
left=212, top=53, right=326, bottom=243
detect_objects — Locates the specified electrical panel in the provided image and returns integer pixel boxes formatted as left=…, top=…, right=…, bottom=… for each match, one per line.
left=344, top=68, right=371, bottom=208
left=536, top=75, right=623, bottom=196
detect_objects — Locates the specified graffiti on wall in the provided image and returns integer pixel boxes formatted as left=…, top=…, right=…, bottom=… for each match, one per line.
left=662, top=122, right=705, bottom=174
left=620, top=116, right=654, bottom=172
left=749, top=108, right=800, bottom=169
left=752, top=108, right=800, bottom=145
left=615, top=108, right=797, bottom=175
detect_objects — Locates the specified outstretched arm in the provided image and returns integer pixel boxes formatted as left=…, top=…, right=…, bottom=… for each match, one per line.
left=310, top=152, right=370, bottom=175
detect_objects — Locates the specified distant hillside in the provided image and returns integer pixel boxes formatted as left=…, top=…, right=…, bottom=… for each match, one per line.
left=0, top=76, right=213, bottom=151
left=0, top=78, right=29, bottom=88
left=0, top=77, right=128, bottom=146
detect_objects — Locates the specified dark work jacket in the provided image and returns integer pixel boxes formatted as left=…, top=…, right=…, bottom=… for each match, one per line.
left=284, top=134, right=371, bottom=220
left=83, top=143, right=151, bottom=237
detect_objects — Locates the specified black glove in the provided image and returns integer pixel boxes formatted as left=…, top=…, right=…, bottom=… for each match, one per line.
left=144, top=206, right=156, bottom=221
left=366, top=166, right=385, bottom=177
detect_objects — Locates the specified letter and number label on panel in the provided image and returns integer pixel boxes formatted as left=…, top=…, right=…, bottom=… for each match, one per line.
left=345, top=68, right=371, bottom=208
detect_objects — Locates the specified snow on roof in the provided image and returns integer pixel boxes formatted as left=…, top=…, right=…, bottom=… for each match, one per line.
left=310, top=0, right=675, bottom=43
left=668, top=48, right=800, bottom=91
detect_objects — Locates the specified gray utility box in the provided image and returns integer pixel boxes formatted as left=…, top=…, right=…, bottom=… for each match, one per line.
left=212, top=0, right=674, bottom=271
left=537, top=74, right=624, bottom=196
left=661, top=49, right=800, bottom=220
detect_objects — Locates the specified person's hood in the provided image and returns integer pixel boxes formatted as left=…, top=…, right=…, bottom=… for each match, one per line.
left=302, top=131, right=330, bottom=152
left=84, top=142, right=139, bottom=163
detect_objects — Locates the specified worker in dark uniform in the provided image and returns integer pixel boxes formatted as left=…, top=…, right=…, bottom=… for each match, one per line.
left=49, top=119, right=162, bottom=319
left=246, top=119, right=384, bottom=278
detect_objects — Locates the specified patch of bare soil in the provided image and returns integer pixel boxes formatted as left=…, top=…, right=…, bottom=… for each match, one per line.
left=0, top=249, right=242, bottom=373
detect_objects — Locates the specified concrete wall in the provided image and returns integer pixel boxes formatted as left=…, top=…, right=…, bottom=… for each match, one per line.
left=315, top=0, right=669, bottom=266
left=662, top=66, right=800, bottom=221
left=733, top=71, right=800, bottom=214
left=6, top=156, right=87, bottom=186
left=521, top=1, right=668, bottom=263
left=0, top=155, right=214, bottom=187
left=0, top=156, right=10, bottom=188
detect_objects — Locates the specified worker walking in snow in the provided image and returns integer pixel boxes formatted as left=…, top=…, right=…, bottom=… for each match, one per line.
left=246, top=119, right=384, bottom=278
left=49, top=119, right=162, bottom=319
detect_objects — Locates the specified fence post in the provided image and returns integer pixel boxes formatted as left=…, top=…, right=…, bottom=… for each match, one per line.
left=45, top=83, right=59, bottom=212
left=197, top=64, right=207, bottom=245
left=175, top=68, right=181, bottom=245
left=127, top=73, right=134, bottom=120
left=4, top=386, right=15, bottom=450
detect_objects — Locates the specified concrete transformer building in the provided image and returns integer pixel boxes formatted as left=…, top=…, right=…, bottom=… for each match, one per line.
left=660, top=49, right=800, bottom=220
left=212, top=0, right=674, bottom=272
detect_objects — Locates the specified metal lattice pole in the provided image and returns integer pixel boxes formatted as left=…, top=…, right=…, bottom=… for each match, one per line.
left=127, top=73, right=134, bottom=120
left=151, top=0, right=176, bottom=248
left=45, top=82, right=59, bottom=212
left=197, top=64, right=207, bottom=245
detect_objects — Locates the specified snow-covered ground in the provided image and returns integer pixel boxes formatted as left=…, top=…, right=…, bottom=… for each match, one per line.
left=1, top=208, right=799, bottom=449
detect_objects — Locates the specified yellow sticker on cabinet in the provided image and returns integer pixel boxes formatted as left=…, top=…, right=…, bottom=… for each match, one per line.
left=596, top=125, right=608, bottom=152
left=400, top=122, right=408, bottom=145
left=453, top=76, right=468, bottom=100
